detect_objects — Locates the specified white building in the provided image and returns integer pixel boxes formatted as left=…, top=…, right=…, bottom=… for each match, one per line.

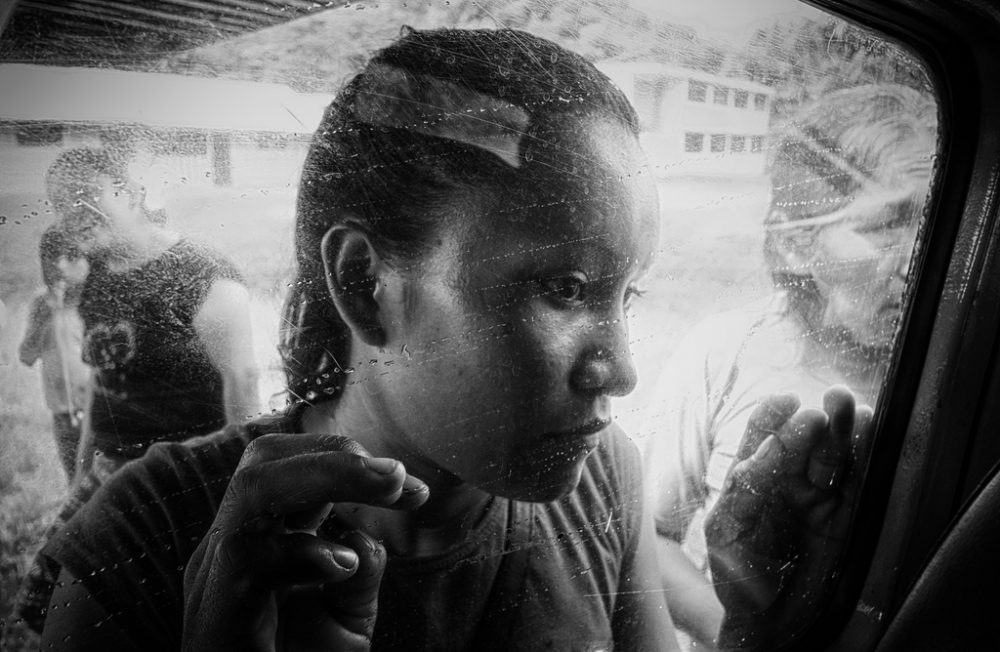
left=598, top=62, right=773, bottom=177
left=0, top=64, right=333, bottom=199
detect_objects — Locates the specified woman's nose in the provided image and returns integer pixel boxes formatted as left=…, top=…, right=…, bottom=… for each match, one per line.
left=570, top=320, right=638, bottom=398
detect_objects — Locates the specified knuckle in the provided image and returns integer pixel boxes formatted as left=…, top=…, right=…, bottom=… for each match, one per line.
left=213, top=529, right=253, bottom=573
left=322, top=433, right=368, bottom=456
left=240, top=435, right=275, bottom=465
left=229, top=464, right=266, bottom=503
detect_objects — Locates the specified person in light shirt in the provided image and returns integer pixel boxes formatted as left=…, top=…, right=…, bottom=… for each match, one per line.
left=640, top=83, right=936, bottom=650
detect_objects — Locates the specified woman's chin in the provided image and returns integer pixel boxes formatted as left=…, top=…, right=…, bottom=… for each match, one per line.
left=486, top=463, right=587, bottom=503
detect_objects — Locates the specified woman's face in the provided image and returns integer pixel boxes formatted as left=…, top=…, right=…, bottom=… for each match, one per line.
left=809, top=202, right=918, bottom=349
left=368, top=118, right=660, bottom=502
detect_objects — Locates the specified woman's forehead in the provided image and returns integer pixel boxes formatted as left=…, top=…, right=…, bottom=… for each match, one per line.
left=441, top=116, right=659, bottom=269
left=460, top=176, right=659, bottom=271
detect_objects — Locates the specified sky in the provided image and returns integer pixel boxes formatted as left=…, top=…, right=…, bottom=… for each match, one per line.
left=628, top=0, right=817, bottom=42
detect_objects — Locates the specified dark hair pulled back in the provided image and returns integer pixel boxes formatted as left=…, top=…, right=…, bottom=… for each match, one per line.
left=280, top=26, right=639, bottom=403
left=45, top=147, right=129, bottom=234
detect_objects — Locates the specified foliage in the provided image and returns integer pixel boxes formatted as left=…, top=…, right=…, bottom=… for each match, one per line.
left=0, top=489, right=53, bottom=652
left=159, top=1, right=931, bottom=127
left=158, top=0, right=716, bottom=92
left=737, top=16, right=934, bottom=120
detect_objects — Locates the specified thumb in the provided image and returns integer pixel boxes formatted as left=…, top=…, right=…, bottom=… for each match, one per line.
left=323, top=530, right=387, bottom=642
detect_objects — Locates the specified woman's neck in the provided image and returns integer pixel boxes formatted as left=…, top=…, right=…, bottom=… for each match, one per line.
left=300, top=398, right=495, bottom=557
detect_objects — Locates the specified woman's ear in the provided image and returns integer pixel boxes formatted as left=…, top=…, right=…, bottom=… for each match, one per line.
left=321, top=225, right=387, bottom=347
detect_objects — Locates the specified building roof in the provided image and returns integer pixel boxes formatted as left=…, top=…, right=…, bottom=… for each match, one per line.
left=0, top=64, right=333, bottom=132
left=0, top=0, right=323, bottom=66
left=598, top=61, right=773, bottom=94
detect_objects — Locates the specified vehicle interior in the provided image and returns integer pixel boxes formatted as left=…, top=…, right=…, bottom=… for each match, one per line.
left=1, top=0, right=999, bottom=650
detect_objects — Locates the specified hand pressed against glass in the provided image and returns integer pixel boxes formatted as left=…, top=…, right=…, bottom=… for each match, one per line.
left=706, top=386, right=875, bottom=649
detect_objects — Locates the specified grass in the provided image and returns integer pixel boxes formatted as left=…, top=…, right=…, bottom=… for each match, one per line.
left=0, top=174, right=772, bottom=649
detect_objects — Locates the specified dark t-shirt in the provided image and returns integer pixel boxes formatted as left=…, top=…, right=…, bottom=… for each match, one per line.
left=46, top=412, right=644, bottom=651
left=79, top=239, right=243, bottom=458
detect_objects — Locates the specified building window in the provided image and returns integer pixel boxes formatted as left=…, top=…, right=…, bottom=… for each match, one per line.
left=685, top=132, right=705, bottom=152
left=713, top=85, right=729, bottom=105
left=710, top=134, right=726, bottom=152
left=751, top=135, right=765, bottom=153
left=254, top=131, right=292, bottom=150
left=731, top=135, right=746, bottom=152
left=634, top=75, right=665, bottom=131
left=150, top=129, right=209, bottom=157
left=15, top=122, right=63, bottom=147
left=754, top=93, right=768, bottom=110
left=688, top=80, right=707, bottom=102
left=734, top=90, right=749, bottom=108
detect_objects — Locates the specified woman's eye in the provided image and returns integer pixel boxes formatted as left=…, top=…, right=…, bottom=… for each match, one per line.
left=540, top=274, right=587, bottom=304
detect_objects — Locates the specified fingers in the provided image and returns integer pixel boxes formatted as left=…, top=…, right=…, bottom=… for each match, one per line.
left=224, top=450, right=429, bottom=530
left=219, top=433, right=429, bottom=534
left=219, top=530, right=362, bottom=588
left=323, top=530, right=386, bottom=622
left=238, top=432, right=371, bottom=466
left=737, top=393, right=801, bottom=462
left=806, top=385, right=856, bottom=490
left=276, top=530, right=387, bottom=651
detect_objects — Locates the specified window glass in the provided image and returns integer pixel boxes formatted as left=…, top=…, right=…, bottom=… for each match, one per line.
left=688, top=79, right=708, bottom=102
left=0, top=1, right=939, bottom=651
left=685, top=132, right=705, bottom=152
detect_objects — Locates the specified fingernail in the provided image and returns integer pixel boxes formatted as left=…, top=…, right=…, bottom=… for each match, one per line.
left=366, top=457, right=399, bottom=475
left=330, top=546, right=358, bottom=570
left=402, top=475, right=429, bottom=496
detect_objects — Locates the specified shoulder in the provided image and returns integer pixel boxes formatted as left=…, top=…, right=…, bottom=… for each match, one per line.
left=177, top=239, right=242, bottom=273
left=650, top=294, right=796, bottom=391
left=49, top=411, right=297, bottom=560
left=690, top=294, right=790, bottom=349
left=42, top=412, right=302, bottom=641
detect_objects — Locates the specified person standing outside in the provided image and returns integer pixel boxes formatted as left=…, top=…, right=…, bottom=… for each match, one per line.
left=14, top=145, right=262, bottom=633
left=639, top=83, right=936, bottom=650
left=17, top=225, right=92, bottom=480
left=47, top=146, right=262, bottom=471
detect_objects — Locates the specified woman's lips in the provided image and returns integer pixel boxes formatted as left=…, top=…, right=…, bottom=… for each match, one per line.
left=546, top=418, right=611, bottom=439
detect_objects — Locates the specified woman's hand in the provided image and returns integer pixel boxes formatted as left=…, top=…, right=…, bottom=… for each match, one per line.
left=181, top=432, right=429, bottom=652
left=705, top=385, right=874, bottom=650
